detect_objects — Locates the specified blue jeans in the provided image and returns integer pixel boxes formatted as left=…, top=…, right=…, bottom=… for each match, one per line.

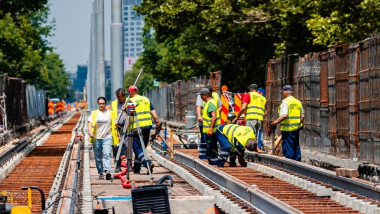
left=215, top=125, right=231, bottom=167
left=133, top=127, right=152, bottom=172
left=94, top=136, right=113, bottom=174
left=281, top=130, right=301, bottom=161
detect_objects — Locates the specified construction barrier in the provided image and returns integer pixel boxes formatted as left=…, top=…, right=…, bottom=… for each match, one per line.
left=220, top=93, right=229, bottom=124
left=55, top=102, right=64, bottom=114
left=48, top=101, right=54, bottom=115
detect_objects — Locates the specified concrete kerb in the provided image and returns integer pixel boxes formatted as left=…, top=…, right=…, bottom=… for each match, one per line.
left=151, top=151, right=249, bottom=214
left=82, top=128, right=93, bottom=214
left=247, top=162, right=377, bottom=212
left=45, top=113, right=81, bottom=214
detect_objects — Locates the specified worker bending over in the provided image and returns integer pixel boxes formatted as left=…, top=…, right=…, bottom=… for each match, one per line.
left=215, top=124, right=257, bottom=167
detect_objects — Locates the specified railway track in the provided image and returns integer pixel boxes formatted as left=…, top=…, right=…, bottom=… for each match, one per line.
left=0, top=113, right=80, bottom=213
left=167, top=148, right=380, bottom=214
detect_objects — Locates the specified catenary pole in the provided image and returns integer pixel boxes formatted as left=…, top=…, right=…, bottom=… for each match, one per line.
left=111, top=0, right=124, bottom=100
left=97, top=0, right=105, bottom=97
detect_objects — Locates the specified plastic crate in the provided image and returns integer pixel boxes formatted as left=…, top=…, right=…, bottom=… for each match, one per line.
left=132, top=185, right=171, bottom=214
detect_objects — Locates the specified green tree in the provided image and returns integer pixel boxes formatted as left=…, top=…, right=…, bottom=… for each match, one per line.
left=136, top=0, right=380, bottom=91
left=0, top=0, right=54, bottom=85
left=124, top=62, right=155, bottom=94
left=136, top=0, right=274, bottom=91
left=37, top=52, right=70, bottom=99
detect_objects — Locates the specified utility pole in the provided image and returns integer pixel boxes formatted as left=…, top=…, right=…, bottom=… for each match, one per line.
left=97, top=0, right=105, bottom=97
left=89, top=1, right=97, bottom=110
left=111, top=0, right=124, bottom=100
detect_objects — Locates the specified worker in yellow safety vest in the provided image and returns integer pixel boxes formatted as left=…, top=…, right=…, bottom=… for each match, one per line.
left=88, top=97, right=119, bottom=180
left=200, top=88, right=221, bottom=165
left=233, top=84, right=266, bottom=140
left=215, top=124, right=257, bottom=167
left=271, top=85, right=304, bottom=161
left=196, top=85, right=222, bottom=159
left=123, top=85, right=160, bottom=174
left=111, top=88, right=128, bottom=173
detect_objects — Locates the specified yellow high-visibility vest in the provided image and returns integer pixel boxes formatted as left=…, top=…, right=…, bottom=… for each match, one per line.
left=89, top=110, right=119, bottom=145
left=202, top=100, right=221, bottom=133
left=246, top=91, right=266, bottom=121
left=222, top=124, right=255, bottom=149
left=129, top=95, right=153, bottom=129
left=278, top=96, right=303, bottom=131
left=111, top=99, right=119, bottom=114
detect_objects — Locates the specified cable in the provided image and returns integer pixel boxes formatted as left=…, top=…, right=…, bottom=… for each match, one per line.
left=40, top=195, right=83, bottom=214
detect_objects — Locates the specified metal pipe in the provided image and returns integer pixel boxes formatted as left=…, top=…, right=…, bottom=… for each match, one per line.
left=111, top=0, right=124, bottom=100
left=97, top=0, right=105, bottom=97
left=91, top=1, right=98, bottom=109
left=88, top=3, right=95, bottom=110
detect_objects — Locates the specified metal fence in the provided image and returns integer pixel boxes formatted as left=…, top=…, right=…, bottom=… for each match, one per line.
left=266, top=35, right=380, bottom=164
left=26, top=84, right=47, bottom=118
left=0, top=75, right=47, bottom=130
left=146, top=72, right=221, bottom=122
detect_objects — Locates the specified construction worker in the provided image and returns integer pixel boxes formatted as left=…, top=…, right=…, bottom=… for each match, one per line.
left=271, top=85, right=304, bottom=161
left=199, top=88, right=220, bottom=165
left=196, top=85, right=222, bottom=159
left=127, top=85, right=160, bottom=173
left=233, top=84, right=266, bottom=139
left=111, top=88, right=127, bottom=173
left=215, top=124, right=257, bottom=167
left=88, top=97, right=119, bottom=180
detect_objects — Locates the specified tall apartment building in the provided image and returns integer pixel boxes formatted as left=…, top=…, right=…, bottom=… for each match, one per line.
left=122, top=0, right=144, bottom=58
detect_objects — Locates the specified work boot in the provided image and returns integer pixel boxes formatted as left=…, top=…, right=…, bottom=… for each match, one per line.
left=105, top=171, right=111, bottom=180
left=229, top=162, right=237, bottom=167
left=99, top=174, right=104, bottom=180
left=147, top=163, right=154, bottom=175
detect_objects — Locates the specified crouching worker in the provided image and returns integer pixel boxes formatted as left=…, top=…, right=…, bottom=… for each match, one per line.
left=215, top=124, right=257, bottom=167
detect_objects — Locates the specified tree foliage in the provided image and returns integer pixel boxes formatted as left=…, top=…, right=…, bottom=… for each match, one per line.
left=0, top=0, right=70, bottom=98
left=37, top=52, right=70, bottom=99
left=136, top=0, right=380, bottom=91
left=124, top=61, right=155, bottom=94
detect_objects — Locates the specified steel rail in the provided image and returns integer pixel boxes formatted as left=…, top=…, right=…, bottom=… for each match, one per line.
left=69, top=121, right=84, bottom=214
left=174, top=151, right=303, bottom=214
left=245, top=151, right=380, bottom=201
left=0, top=127, right=49, bottom=167
left=0, top=115, right=67, bottom=167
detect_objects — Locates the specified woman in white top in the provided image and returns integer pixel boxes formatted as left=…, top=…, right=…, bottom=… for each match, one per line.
left=88, top=97, right=117, bottom=180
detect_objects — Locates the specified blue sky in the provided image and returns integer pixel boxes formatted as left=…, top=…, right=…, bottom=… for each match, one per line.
left=48, top=0, right=111, bottom=73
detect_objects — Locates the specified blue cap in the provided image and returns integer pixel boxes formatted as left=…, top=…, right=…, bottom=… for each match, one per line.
left=282, top=85, right=293, bottom=91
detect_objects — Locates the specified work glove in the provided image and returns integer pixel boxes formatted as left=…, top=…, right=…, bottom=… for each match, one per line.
left=207, top=128, right=213, bottom=136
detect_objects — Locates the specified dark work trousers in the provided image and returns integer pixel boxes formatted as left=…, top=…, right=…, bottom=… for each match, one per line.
left=202, top=133, right=219, bottom=165
left=132, top=127, right=152, bottom=172
left=281, top=130, right=301, bottom=161
left=198, top=122, right=207, bottom=159
left=214, top=125, right=231, bottom=167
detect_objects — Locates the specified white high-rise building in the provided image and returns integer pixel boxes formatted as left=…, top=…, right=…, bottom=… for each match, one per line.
left=122, top=0, right=144, bottom=58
